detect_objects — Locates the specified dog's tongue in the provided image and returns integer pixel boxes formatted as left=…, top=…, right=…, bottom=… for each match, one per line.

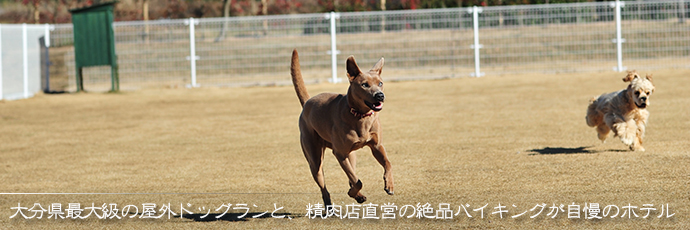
left=374, top=102, right=383, bottom=109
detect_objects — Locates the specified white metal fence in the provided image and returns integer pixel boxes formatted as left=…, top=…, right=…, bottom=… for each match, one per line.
left=4, top=0, right=690, bottom=93
left=0, top=24, right=51, bottom=100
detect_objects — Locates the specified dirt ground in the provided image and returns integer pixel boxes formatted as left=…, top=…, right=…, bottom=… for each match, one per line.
left=1, top=68, right=689, bottom=229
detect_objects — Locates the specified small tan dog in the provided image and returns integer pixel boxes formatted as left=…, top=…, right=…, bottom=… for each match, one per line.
left=290, top=50, right=394, bottom=206
left=586, top=70, right=655, bottom=151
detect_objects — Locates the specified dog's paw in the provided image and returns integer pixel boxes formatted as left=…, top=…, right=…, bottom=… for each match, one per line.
left=348, top=180, right=367, bottom=203
left=353, top=195, right=367, bottom=204
left=597, top=133, right=608, bottom=142
left=383, top=176, right=394, bottom=195
left=630, top=145, right=645, bottom=152
left=620, top=136, right=634, bottom=146
left=348, top=191, right=367, bottom=203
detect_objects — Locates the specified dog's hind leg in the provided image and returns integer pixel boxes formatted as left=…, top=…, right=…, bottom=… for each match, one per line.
left=596, top=124, right=610, bottom=142
left=370, top=144, right=394, bottom=195
left=301, top=134, right=332, bottom=207
left=586, top=99, right=602, bottom=127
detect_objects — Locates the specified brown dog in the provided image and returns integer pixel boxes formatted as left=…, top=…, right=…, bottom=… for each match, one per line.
left=290, top=49, right=394, bottom=207
left=586, top=70, right=655, bottom=151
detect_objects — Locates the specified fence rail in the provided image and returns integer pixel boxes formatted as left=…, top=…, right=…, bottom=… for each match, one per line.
left=3, top=0, right=690, bottom=94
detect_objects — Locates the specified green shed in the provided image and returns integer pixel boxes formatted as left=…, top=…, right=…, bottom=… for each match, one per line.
left=69, top=1, right=119, bottom=92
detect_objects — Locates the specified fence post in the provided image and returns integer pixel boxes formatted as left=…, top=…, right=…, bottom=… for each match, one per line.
left=185, top=17, right=200, bottom=87
left=469, top=6, right=484, bottom=77
left=22, top=23, right=29, bottom=98
left=44, top=24, right=52, bottom=92
left=679, top=0, right=686, bottom=24
left=326, top=11, right=341, bottom=83
left=611, top=0, right=626, bottom=72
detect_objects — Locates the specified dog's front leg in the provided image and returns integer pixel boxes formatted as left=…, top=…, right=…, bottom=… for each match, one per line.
left=348, top=152, right=357, bottom=176
left=334, top=152, right=367, bottom=203
left=347, top=152, right=360, bottom=190
left=632, top=115, right=648, bottom=151
left=613, top=119, right=636, bottom=149
left=370, top=143, right=394, bottom=195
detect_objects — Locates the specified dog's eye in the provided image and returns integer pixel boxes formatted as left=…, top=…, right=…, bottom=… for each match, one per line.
left=635, top=91, right=640, bottom=95
left=361, top=83, right=370, bottom=88
left=378, top=82, right=383, bottom=87
left=646, top=91, right=650, bottom=95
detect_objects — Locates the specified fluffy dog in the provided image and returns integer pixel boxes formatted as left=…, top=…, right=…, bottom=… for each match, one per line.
left=290, top=50, right=394, bottom=207
left=586, top=70, right=655, bottom=151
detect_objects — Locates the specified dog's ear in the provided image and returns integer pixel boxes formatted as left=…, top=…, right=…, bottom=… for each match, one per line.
left=622, top=70, right=638, bottom=82
left=645, top=74, right=653, bottom=83
left=370, top=57, right=384, bottom=76
left=346, top=55, right=362, bottom=82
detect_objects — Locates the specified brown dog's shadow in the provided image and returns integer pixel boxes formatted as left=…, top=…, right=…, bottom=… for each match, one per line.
left=179, top=212, right=297, bottom=222
left=527, top=146, right=628, bottom=155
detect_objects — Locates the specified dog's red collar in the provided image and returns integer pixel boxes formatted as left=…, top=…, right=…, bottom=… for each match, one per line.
left=350, top=107, right=374, bottom=118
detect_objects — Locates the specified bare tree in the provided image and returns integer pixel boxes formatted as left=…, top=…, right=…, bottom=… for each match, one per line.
left=215, top=0, right=232, bottom=42
left=17, top=0, right=42, bottom=23
left=143, top=0, right=150, bottom=43
left=380, top=0, right=386, bottom=33
left=261, top=0, right=268, bottom=36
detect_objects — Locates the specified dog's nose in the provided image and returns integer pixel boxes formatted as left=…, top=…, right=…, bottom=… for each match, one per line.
left=374, top=92, right=385, bottom=102
left=641, top=96, right=647, bottom=102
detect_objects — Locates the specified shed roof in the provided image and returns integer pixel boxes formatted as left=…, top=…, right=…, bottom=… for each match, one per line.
left=69, top=1, right=118, bottom=14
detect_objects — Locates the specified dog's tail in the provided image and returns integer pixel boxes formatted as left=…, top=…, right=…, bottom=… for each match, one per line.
left=291, top=49, right=310, bottom=107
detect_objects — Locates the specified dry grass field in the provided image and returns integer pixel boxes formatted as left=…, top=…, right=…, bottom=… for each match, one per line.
left=1, top=68, right=689, bottom=229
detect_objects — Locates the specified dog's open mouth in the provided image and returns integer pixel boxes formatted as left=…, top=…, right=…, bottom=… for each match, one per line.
left=635, top=101, right=647, bottom=109
left=366, top=101, right=384, bottom=111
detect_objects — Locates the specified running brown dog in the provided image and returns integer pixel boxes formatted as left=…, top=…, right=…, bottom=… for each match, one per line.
left=290, top=49, right=394, bottom=207
left=586, top=70, right=655, bottom=151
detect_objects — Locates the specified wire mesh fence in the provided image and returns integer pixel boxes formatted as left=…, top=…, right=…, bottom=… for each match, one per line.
left=622, top=1, right=690, bottom=69
left=475, top=3, right=619, bottom=73
left=32, top=0, right=690, bottom=91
